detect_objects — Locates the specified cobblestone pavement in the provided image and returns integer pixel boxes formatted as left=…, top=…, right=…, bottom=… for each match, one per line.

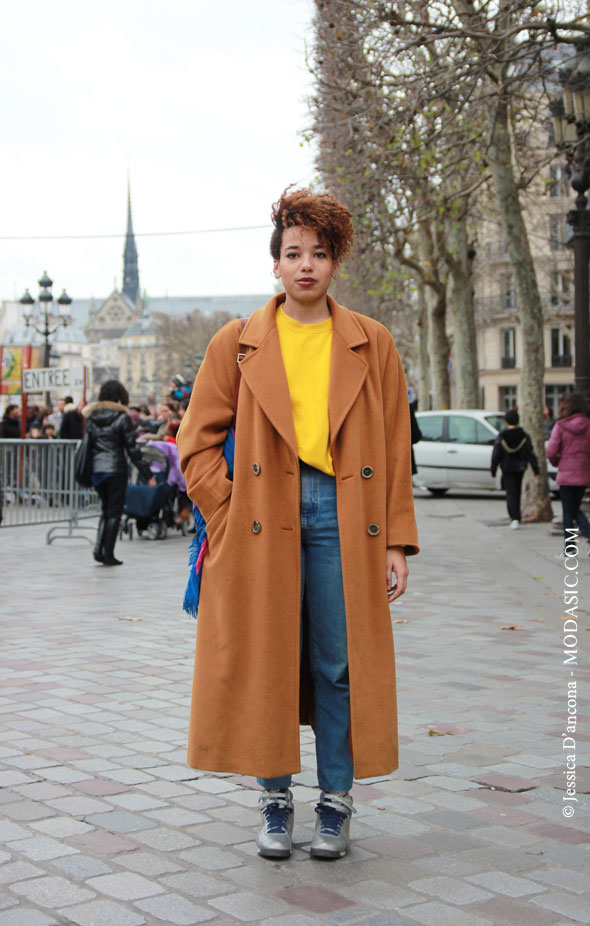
left=1, top=491, right=588, bottom=926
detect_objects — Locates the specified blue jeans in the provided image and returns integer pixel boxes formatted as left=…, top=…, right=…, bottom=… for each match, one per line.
left=560, top=485, right=590, bottom=541
left=258, top=463, right=354, bottom=793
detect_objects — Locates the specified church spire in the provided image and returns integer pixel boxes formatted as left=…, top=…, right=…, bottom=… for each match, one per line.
left=122, top=180, right=140, bottom=306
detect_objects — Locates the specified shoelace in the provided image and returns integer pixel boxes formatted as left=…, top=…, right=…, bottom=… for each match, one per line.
left=315, top=802, right=348, bottom=836
left=262, top=801, right=293, bottom=834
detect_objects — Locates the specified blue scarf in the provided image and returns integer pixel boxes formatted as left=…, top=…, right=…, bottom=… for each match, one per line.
left=183, top=427, right=235, bottom=618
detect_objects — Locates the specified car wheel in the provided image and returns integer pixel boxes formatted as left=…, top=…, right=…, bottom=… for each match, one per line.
left=427, top=487, right=449, bottom=496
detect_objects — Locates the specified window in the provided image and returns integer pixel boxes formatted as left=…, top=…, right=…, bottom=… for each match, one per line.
left=501, top=273, right=516, bottom=310
left=549, top=164, right=570, bottom=198
left=499, top=386, right=518, bottom=411
left=545, top=384, right=574, bottom=419
left=418, top=415, right=445, bottom=442
left=448, top=416, right=495, bottom=445
left=549, top=214, right=568, bottom=251
left=501, top=328, right=516, bottom=369
left=551, top=270, right=571, bottom=306
left=551, top=328, right=572, bottom=367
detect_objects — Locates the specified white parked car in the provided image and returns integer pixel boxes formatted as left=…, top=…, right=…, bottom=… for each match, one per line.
left=414, top=409, right=558, bottom=495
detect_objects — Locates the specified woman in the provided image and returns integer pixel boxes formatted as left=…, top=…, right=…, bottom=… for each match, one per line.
left=177, top=188, right=419, bottom=860
left=83, top=380, right=154, bottom=566
left=0, top=405, right=21, bottom=439
left=546, top=392, right=590, bottom=553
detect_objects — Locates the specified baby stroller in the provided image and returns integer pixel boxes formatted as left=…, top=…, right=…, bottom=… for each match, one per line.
left=120, top=445, right=176, bottom=540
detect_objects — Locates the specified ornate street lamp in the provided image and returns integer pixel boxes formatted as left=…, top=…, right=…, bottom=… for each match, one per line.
left=550, top=41, right=590, bottom=400
left=20, top=272, right=73, bottom=405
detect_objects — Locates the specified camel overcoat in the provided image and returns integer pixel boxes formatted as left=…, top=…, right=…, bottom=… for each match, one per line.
left=177, top=294, right=419, bottom=780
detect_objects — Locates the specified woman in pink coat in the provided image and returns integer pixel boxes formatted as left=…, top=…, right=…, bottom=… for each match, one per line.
left=546, top=392, right=590, bottom=552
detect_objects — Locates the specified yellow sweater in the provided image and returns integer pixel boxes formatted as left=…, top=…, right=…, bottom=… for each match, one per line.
left=276, top=305, right=334, bottom=475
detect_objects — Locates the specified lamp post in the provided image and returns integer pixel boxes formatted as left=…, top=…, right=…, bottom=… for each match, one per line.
left=19, top=272, right=73, bottom=407
left=550, top=41, right=590, bottom=401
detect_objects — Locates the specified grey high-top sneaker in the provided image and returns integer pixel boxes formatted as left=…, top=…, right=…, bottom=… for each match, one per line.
left=310, top=791, right=355, bottom=859
left=256, top=789, right=294, bottom=858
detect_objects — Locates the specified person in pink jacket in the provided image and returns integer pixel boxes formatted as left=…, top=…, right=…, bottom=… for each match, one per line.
left=546, top=392, right=590, bottom=552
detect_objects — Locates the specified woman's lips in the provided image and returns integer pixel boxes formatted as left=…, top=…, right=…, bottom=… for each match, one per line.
left=296, top=279, right=317, bottom=286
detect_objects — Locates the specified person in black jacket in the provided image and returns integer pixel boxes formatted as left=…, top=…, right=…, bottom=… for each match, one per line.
left=60, top=400, right=85, bottom=440
left=83, top=380, right=155, bottom=566
left=0, top=405, right=21, bottom=439
left=491, top=408, right=540, bottom=529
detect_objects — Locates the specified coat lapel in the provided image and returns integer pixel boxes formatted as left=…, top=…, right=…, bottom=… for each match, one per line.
left=328, top=297, right=369, bottom=451
left=239, top=297, right=298, bottom=457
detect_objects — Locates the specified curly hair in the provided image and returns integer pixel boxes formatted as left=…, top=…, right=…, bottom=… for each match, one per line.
left=98, top=380, right=129, bottom=406
left=270, top=187, right=354, bottom=262
left=559, top=391, right=589, bottom=419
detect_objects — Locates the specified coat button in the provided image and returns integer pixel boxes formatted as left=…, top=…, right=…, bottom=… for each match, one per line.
left=251, top=520, right=262, bottom=534
left=368, top=523, right=380, bottom=536
left=361, top=465, right=373, bottom=479
left=252, top=462, right=261, bottom=475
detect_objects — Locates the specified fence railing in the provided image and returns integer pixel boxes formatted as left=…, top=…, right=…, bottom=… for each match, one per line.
left=0, top=439, right=100, bottom=543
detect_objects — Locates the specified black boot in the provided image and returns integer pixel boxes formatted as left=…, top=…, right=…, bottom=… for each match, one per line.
left=102, top=518, right=123, bottom=566
left=93, top=517, right=106, bottom=563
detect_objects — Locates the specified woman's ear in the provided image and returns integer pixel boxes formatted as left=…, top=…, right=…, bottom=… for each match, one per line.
left=332, top=260, right=340, bottom=280
left=272, top=260, right=281, bottom=279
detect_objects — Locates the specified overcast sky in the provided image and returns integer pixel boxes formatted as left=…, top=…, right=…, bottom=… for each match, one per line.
left=1, top=0, right=316, bottom=304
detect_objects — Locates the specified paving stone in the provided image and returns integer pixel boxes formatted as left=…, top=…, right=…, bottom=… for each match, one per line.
left=0, top=801, right=55, bottom=822
left=210, top=890, right=291, bottom=921
left=401, top=900, right=493, bottom=926
left=276, top=886, right=356, bottom=915
left=135, top=893, right=216, bottom=924
left=11, top=874, right=95, bottom=907
left=46, top=796, right=113, bottom=815
left=131, top=826, right=198, bottom=851
left=50, top=854, right=113, bottom=879
left=526, top=866, right=590, bottom=893
left=59, top=898, right=146, bottom=926
left=68, top=832, right=139, bottom=856
left=0, top=910, right=58, bottom=926
left=0, top=821, right=32, bottom=841
left=84, top=811, right=156, bottom=833
left=6, top=835, right=79, bottom=861
left=30, top=817, right=93, bottom=838
left=466, top=869, right=547, bottom=897
left=532, top=891, right=590, bottom=923
left=163, top=871, right=236, bottom=898
left=0, top=861, right=46, bottom=884
left=338, top=879, right=422, bottom=909
left=177, top=846, right=244, bottom=871
left=408, top=875, right=492, bottom=905
left=115, top=850, right=183, bottom=876
left=86, top=871, right=164, bottom=901
left=73, top=779, right=131, bottom=796
left=187, top=821, right=253, bottom=845
left=145, top=807, right=210, bottom=827
left=531, top=822, right=590, bottom=844
left=469, top=895, right=559, bottom=925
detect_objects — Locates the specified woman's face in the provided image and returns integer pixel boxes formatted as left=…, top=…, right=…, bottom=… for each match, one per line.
left=273, top=226, right=337, bottom=304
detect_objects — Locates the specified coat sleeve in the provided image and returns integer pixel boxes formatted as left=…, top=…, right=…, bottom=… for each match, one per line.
left=177, top=320, right=241, bottom=522
left=381, top=336, right=419, bottom=555
left=490, top=435, right=502, bottom=477
left=525, top=435, right=540, bottom=475
left=120, top=415, right=152, bottom=481
left=546, top=423, right=561, bottom=467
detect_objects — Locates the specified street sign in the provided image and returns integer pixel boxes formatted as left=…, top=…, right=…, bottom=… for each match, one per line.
left=22, top=367, right=85, bottom=394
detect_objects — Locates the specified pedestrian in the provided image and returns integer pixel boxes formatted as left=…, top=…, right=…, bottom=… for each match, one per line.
left=59, top=400, right=85, bottom=440
left=546, top=392, right=590, bottom=554
left=491, top=408, right=539, bottom=528
left=543, top=404, right=555, bottom=440
left=0, top=405, right=21, bottom=439
left=177, top=187, right=419, bottom=860
left=83, top=380, right=155, bottom=566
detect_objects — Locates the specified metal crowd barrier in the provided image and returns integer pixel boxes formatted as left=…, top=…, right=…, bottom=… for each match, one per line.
left=0, top=439, right=100, bottom=543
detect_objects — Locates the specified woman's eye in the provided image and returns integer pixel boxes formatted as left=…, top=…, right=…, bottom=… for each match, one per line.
left=315, top=252, right=327, bottom=259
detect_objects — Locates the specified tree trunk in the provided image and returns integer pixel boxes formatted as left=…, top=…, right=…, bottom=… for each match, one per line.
left=417, top=222, right=451, bottom=409
left=417, top=283, right=430, bottom=410
left=447, top=218, right=479, bottom=408
left=488, top=99, right=552, bottom=521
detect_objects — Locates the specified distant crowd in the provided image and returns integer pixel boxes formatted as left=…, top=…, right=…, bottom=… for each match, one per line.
left=0, top=374, right=193, bottom=444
